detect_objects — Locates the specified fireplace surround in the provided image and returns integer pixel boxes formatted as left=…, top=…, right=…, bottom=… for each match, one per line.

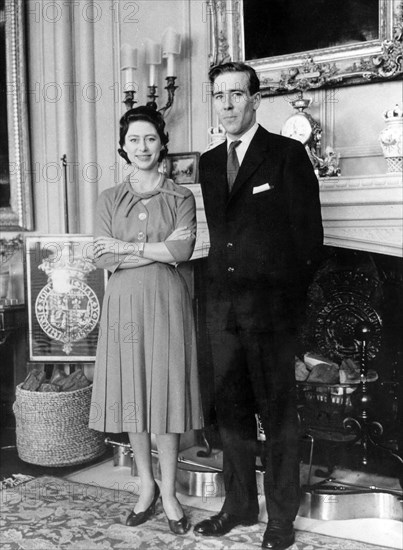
left=319, top=173, right=402, bottom=258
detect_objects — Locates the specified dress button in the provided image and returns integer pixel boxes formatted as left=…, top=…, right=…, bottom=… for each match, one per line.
left=227, top=242, right=233, bottom=248
left=227, top=267, right=235, bottom=272
left=139, top=213, right=147, bottom=221
left=138, top=232, right=145, bottom=240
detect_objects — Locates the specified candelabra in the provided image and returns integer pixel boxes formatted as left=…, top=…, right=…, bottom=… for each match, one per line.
left=148, top=77, right=178, bottom=115
left=123, top=78, right=178, bottom=115
left=121, top=28, right=181, bottom=115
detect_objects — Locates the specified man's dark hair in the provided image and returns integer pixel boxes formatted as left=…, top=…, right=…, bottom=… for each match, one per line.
left=208, top=62, right=260, bottom=96
left=118, top=105, right=169, bottom=164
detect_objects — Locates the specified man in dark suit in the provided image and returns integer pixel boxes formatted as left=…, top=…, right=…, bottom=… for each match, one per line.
left=193, top=62, right=323, bottom=550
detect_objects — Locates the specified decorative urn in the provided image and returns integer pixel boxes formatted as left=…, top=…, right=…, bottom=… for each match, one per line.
left=379, top=104, right=402, bottom=173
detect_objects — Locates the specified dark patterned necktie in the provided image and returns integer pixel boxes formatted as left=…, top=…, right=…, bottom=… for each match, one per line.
left=227, top=140, right=241, bottom=191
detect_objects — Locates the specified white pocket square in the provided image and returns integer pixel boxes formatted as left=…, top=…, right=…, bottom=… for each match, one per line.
left=253, top=183, right=271, bottom=194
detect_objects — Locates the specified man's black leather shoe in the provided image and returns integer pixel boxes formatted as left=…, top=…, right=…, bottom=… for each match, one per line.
left=262, top=520, right=295, bottom=549
left=194, top=511, right=258, bottom=537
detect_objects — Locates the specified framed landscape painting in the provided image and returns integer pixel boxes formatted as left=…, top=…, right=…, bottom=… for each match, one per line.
left=165, top=152, right=200, bottom=184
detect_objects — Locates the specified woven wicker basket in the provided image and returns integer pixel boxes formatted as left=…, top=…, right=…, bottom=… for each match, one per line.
left=13, top=384, right=106, bottom=467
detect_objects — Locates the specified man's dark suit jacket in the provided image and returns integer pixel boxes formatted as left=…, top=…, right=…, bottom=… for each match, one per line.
left=199, top=124, right=324, bottom=333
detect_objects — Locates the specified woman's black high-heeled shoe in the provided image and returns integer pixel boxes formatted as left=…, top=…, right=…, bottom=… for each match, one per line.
left=162, top=497, right=191, bottom=535
left=167, top=515, right=191, bottom=535
left=125, top=482, right=160, bottom=527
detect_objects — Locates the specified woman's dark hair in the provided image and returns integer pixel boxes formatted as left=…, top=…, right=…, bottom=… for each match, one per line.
left=118, top=106, right=169, bottom=164
left=208, top=62, right=260, bottom=96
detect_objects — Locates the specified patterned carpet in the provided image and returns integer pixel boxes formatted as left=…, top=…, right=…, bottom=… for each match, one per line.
left=0, top=476, right=394, bottom=549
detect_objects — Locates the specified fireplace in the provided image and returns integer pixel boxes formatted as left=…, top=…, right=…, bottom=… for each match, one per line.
left=315, top=172, right=402, bottom=475
left=297, top=246, right=402, bottom=478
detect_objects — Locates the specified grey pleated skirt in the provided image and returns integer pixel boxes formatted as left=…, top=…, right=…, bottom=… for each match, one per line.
left=89, top=263, right=204, bottom=434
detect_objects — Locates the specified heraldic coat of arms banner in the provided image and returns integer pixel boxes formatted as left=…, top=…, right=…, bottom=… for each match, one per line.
left=25, top=235, right=107, bottom=361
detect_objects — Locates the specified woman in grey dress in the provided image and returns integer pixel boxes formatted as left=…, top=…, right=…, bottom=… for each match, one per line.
left=90, top=106, right=203, bottom=534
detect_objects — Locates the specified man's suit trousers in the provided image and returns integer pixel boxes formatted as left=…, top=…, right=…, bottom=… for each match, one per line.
left=208, top=322, right=300, bottom=521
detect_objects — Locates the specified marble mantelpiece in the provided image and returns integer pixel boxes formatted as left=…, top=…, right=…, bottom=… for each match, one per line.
left=319, top=173, right=402, bottom=257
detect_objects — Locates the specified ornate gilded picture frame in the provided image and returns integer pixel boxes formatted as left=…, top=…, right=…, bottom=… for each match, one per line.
left=208, top=0, right=403, bottom=95
left=25, top=235, right=107, bottom=362
left=0, top=0, right=33, bottom=229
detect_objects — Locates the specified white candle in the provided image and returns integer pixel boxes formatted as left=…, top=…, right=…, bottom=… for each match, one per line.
left=145, top=39, right=161, bottom=86
left=123, top=68, right=135, bottom=91
left=121, top=44, right=137, bottom=91
left=149, top=64, right=156, bottom=86
left=167, top=53, right=175, bottom=77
